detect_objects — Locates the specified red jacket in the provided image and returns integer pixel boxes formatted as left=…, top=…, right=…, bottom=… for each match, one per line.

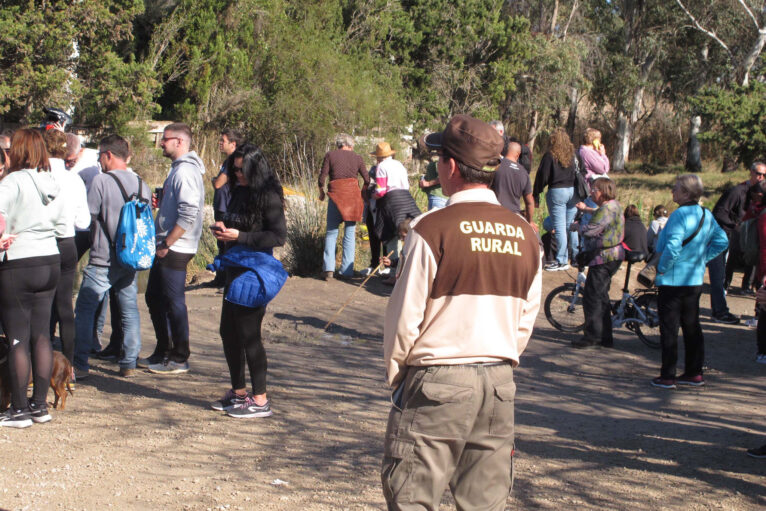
left=744, top=204, right=766, bottom=285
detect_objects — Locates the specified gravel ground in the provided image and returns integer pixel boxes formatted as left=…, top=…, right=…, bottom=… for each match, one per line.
left=0, top=266, right=763, bottom=510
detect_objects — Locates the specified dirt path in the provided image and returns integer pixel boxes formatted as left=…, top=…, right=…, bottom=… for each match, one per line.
left=0, top=266, right=764, bottom=510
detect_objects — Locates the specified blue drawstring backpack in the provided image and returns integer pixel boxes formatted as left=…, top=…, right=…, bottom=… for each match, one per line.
left=104, top=173, right=155, bottom=270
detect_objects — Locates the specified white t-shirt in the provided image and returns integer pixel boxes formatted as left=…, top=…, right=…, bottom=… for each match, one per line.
left=50, top=159, right=90, bottom=238
left=374, top=157, right=410, bottom=198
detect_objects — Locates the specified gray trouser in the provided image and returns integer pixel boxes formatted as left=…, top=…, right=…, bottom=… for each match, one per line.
left=381, top=363, right=516, bottom=511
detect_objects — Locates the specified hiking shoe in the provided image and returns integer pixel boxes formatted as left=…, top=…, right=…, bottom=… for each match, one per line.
left=0, top=408, right=32, bottom=429
left=210, top=389, right=249, bottom=411
left=226, top=396, right=273, bottom=419
left=137, top=354, right=164, bottom=369
left=651, top=377, right=676, bottom=389
left=756, top=354, right=766, bottom=364
left=677, top=374, right=705, bottom=387
left=119, top=367, right=136, bottom=378
left=73, top=367, right=89, bottom=380
left=147, top=360, right=190, bottom=375
left=712, top=312, right=740, bottom=325
left=28, top=402, right=52, bottom=424
left=746, top=444, right=766, bottom=458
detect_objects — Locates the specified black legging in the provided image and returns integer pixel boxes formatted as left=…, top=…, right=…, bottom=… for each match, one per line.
left=219, top=295, right=267, bottom=395
left=50, top=237, right=77, bottom=362
left=0, top=259, right=60, bottom=410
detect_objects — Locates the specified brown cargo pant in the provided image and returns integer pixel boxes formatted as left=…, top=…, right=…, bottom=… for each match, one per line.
left=381, top=362, right=516, bottom=511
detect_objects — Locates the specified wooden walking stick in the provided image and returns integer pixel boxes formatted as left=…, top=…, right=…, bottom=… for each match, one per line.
left=323, top=250, right=395, bottom=331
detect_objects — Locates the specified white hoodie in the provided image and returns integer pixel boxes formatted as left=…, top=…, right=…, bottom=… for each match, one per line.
left=0, top=168, right=62, bottom=260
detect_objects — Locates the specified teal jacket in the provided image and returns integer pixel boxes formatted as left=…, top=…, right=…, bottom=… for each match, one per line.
left=655, top=204, right=728, bottom=287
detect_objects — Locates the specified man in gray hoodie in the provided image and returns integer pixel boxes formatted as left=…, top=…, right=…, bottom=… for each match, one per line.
left=141, top=123, right=206, bottom=374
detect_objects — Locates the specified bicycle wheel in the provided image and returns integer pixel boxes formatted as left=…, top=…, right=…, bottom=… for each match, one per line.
left=544, top=284, right=585, bottom=332
left=633, top=292, right=661, bottom=349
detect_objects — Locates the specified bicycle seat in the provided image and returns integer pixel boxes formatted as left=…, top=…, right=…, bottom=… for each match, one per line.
left=625, top=250, right=646, bottom=263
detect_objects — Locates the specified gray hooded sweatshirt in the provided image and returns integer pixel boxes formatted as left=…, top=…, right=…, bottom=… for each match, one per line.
left=0, top=168, right=62, bottom=260
left=156, top=151, right=206, bottom=254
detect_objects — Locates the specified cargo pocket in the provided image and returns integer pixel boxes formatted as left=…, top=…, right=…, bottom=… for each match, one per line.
left=410, top=381, right=474, bottom=436
left=489, top=380, right=516, bottom=437
left=381, top=438, right=415, bottom=504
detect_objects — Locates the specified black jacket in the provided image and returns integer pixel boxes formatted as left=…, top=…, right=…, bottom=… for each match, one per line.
left=623, top=216, right=648, bottom=254
left=374, top=189, right=421, bottom=243
left=712, top=181, right=749, bottom=234
left=532, top=152, right=576, bottom=202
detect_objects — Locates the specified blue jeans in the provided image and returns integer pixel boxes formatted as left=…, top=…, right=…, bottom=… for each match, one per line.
left=706, top=250, right=729, bottom=316
left=546, top=187, right=579, bottom=265
left=74, top=264, right=140, bottom=370
left=427, top=195, right=448, bottom=210
left=323, top=199, right=356, bottom=276
left=145, top=260, right=190, bottom=363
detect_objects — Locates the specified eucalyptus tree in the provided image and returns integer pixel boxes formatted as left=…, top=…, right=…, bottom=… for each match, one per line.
left=0, top=0, right=156, bottom=128
left=672, top=0, right=766, bottom=170
left=588, top=0, right=676, bottom=172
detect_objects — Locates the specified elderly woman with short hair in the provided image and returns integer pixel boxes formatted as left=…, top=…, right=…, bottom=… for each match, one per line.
left=651, top=174, right=728, bottom=389
left=572, top=178, right=624, bottom=348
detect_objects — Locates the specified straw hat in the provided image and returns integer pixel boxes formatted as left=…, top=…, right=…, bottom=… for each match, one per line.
left=370, top=141, right=396, bottom=158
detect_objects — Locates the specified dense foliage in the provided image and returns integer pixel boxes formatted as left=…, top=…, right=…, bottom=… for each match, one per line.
left=1, top=0, right=765, bottom=177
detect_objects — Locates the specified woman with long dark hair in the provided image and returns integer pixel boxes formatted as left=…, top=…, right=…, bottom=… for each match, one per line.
left=209, top=143, right=286, bottom=418
left=0, top=129, right=65, bottom=428
left=533, top=128, right=580, bottom=271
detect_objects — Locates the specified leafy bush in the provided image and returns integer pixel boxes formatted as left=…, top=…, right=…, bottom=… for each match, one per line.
left=692, top=82, right=766, bottom=169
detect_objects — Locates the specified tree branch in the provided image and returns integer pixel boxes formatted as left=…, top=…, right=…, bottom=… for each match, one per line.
left=736, top=0, right=760, bottom=30
left=561, top=0, right=579, bottom=41
left=674, top=0, right=732, bottom=56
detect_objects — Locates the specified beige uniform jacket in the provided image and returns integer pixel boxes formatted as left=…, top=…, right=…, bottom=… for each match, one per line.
left=383, top=188, right=542, bottom=387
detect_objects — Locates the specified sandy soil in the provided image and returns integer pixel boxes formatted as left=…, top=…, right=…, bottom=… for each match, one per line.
left=0, top=265, right=764, bottom=511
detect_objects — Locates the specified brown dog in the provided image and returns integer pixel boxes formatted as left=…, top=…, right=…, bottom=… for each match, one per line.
left=0, top=340, right=74, bottom=410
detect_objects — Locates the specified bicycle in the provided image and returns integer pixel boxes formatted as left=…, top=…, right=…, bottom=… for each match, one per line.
left=544, top=250, right=661, bottom=349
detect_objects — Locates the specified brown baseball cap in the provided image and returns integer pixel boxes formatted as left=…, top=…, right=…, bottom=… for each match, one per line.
left=425, top=115, right=503, bottom=171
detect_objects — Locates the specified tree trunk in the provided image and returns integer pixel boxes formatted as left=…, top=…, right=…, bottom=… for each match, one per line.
left=612, top=111, right=631, bottom=172
left=685, top=115, right=702, bottom=172
left=738, top=29, right=766, bottom=87
left=549, top=0, right=559, bottom=35
left=527, top=110, right=539, bottom=155
left=565, top=87, right=579, bottom=140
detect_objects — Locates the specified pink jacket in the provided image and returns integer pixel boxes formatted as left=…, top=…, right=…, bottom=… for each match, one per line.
left=579, top=145, right=610, bottom=182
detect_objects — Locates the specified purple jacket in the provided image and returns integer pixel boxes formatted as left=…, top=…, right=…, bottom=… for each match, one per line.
left=579, top=145, right=610, bottom=182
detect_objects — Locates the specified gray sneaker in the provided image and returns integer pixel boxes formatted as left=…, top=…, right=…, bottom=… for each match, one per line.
left=147, top=360, right=190, bottom=375
left=226, top=396, right=273, bottom=419
left=210, top=389, right=249, bottom=411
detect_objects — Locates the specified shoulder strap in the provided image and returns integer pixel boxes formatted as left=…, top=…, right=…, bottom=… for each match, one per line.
left=99, top=172, right=131, bottom=246
left=105, top=171, right=130, bottom=203
left=682, top=206, right=707, bottom=247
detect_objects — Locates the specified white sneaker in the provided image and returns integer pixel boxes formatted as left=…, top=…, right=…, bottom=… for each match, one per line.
left=359, top=267, right=374, bottom=277
left=745, top=317, right=758, bottom=328
left=379, top=267, right=391, bottom=276
left=756, top=354, right=766, bottom=364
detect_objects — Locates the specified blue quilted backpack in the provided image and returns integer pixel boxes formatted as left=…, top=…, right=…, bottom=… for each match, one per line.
left=105, top=172, right=155, bottom=270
